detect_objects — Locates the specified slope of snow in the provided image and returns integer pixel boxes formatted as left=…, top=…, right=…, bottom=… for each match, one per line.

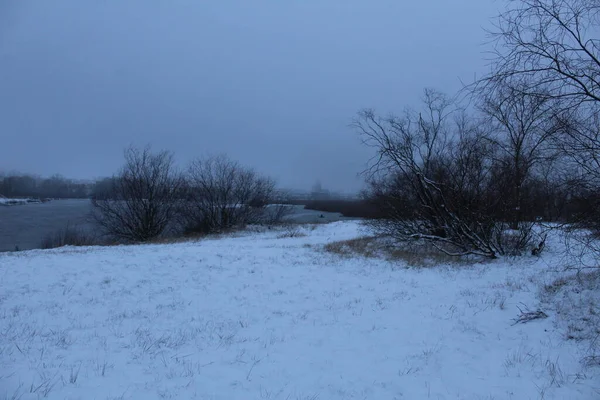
left=0, top=222, right=597, bottom=399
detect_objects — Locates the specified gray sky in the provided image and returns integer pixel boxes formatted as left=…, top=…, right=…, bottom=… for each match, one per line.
left=0, top=0, right=499, bottom=192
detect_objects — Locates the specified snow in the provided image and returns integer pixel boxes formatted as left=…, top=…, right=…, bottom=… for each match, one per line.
left=0, top=198, right=28, bottom=206
left=0, top=222, right=598, bottom=399
left=0, top=198, right=42, bottom=206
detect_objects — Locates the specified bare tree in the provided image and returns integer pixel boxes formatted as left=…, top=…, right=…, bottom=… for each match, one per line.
left=483, top=0, right=600, bottom=107
left=554, top=104, right=600, bottom=185
left=553, top=104, right=600, bottom=235
left=183, top=155, right=287, bottom=233
left=91, top=146, right=184, bottom=242
left=355, top=89, right=533, bottom=258
left=480, top=0, right=600, bottom=181
left=478, top=0, right=600, bottom=263
left=478, top=82, right=558, bottom=228
left=528, top=155, right=572, bottom=221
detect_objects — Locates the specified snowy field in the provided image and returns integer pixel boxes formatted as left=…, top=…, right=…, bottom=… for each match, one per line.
left=0, top=222, right=598, bottom=399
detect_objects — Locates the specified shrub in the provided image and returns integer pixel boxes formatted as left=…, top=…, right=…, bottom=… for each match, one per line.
left=91, top=146, right=185, bottom=242
left=182, top=155, right=289, bottom=234
left=40, top=223, right=98, bottom=249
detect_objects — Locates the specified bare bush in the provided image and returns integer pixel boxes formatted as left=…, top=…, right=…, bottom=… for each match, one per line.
left=40, top=223, right=98, bottom=249
left=355, top=89, right=536, bottom=258
left=277, top=225, right=307, bottom=239
left=91, top=146, right=184, bottom=242
left=568, top=189, right=600, bottom=238
left=182, top=155, right=289, bottom=234
left=261, top=202, right=294, bottom=226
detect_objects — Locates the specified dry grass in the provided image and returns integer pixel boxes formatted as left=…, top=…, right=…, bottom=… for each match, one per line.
left=324, top=237, right=379, bottom=258
left=324, top=236, right=473, bottom=267
left=40, top=224, right=99, bottom=249
left=144, top=234, right=204, bottom=245
left=276, top=225, right=308, bottom=239
left=542, top=276, right=570, bottom=295
left=277, top=231, right=308, bottom=239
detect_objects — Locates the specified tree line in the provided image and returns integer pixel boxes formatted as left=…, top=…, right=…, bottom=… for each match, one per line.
left=0, top=174, right=91, bottom=199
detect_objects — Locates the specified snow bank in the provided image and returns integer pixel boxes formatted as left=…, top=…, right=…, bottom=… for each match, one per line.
left=0, top=221, right=597, bottom=399
left=0, top=198, right=44, bottom=206
left=0, top=198, right=28, bottom=206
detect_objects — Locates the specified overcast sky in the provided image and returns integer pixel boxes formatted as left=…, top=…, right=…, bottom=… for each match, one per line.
left=0, top=0, right=500, bottom=192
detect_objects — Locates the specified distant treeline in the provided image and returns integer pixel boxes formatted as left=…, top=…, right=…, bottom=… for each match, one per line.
left=286, top=199, right=382, bottom=219
left=0, top=174, right=92, bottom=199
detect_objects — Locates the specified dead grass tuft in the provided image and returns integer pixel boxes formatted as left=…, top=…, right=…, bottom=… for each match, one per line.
left=324, top=237, right=378, bottom=258
left=324, top=236, right=475, bottom=267
left=144, top=235, right=204, bottom=245
left=277, top=226, right=308, bottom=239
left=40, top=224, right=99, bottom=249
left=542, top=276, right=570, bottom=295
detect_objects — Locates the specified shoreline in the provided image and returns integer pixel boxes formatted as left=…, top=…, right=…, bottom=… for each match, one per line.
left=0, top=197, right=52, bottom=206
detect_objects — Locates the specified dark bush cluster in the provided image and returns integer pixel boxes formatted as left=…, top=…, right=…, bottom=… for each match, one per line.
left=90, top=147, right=291, bottom=243
left=303, top=200, right=383, bottom=219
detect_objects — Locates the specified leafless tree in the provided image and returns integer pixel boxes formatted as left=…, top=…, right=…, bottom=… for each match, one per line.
left=183, top=155, right=289, bottom=233
left=91, top=146, right=184, bottom=242
left=528, top=155, right=572, bottom=221
left=479, top=0, right=600, bottom=262
left=478, top=82, right=558, bottom=228
left=483, top=0, right=600, bottom=107
left=480, top=0, right=600, bottom=181
left=554, top=104, right=600, bottom=185
left=355, top=89, right=535, bottom=258
left=553, top=106, right=600, bottom=235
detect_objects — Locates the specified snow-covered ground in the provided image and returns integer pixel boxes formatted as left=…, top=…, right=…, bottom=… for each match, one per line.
left=0, top=222, right=598, bottom=399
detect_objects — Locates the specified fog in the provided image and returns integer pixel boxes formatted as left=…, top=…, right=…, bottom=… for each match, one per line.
left=0, top=0, right=499, bottom=192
